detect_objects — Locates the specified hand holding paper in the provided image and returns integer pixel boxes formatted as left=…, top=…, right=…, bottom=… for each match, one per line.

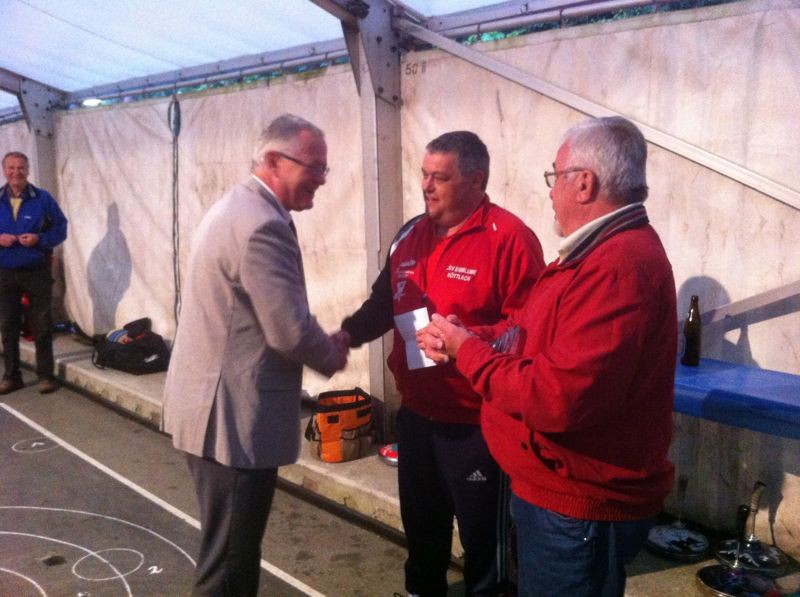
left=394, top=308, right=436, bottom=369
left=418, top=313, right=474, bottom=363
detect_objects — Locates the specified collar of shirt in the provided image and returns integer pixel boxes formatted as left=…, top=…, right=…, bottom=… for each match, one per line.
left=426, top=194, right=491, bottom=239
left=251, top=174, right=294, bottom=229
left=1, top=183, right=33, bottom=200
left=557, top=202, right=645, bottom=264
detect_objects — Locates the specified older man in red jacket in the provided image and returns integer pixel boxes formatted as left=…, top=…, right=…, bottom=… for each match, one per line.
left=422, top=116, right=676, bottom=597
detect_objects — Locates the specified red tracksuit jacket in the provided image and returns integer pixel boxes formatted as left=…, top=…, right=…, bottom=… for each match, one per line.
left=342, top=197, right=545, bottom=424
left=457, top=206, right=677, bottom=519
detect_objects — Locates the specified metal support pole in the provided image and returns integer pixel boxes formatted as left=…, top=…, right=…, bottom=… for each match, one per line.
left=352, top=0, right=404, bottom=440
left=703, top=280, right=800, bottom=327
left=16, top=78, right=68, bottom=322
left=17, top=79, right=64, bottom=194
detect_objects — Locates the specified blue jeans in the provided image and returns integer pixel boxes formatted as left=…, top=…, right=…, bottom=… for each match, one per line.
left=510, top=493, right=653, bottom=597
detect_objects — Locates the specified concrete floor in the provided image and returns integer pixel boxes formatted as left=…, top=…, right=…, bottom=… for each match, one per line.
left=17, top=333, right=800, bottom=596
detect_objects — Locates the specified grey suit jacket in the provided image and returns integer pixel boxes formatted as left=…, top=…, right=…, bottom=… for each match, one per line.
left=162, top=177, right=340, bottom=468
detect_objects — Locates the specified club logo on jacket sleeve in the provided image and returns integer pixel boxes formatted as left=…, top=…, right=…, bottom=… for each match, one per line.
left=394, top=280, right=408, bottom=302
left=393, top=260, right=418, bottom=303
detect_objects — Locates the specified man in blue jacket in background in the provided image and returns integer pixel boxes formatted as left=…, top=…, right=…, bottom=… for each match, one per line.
left=0, top=151, right=68, bottom=394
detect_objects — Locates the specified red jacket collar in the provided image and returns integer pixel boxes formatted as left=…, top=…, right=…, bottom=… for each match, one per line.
left=422, top=194, right=492, bottom=238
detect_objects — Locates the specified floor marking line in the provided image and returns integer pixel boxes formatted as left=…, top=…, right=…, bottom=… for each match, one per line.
left=0, top=403, right=327, bottom=597
left=0, top=531, right=133, bottom=596
left=0, top=567, right=47, bottom=597
left=72, top=548, right=144, bottom=582
left=0, top=506, right=195, bottom=565
left=1, top=404, right=198, bottom=529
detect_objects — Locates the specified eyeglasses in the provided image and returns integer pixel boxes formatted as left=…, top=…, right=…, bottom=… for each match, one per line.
left=277, top=152, right=330, bottom=177
left=543, top=167, right=591, bottom=188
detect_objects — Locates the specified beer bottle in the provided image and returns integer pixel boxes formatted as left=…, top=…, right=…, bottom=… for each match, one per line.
left=680, top=295, right=701, bottom=366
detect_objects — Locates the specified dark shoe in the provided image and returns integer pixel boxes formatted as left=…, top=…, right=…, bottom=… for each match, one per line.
left=38, top=379, right=59, bottom=394
left=0, top=378, right=24, bottom=395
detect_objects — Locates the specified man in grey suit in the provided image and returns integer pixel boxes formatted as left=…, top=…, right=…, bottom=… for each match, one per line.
left=162, top=114, right=348, bottom=596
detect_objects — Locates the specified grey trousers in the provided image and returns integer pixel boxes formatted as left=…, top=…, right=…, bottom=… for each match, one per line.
left=185, top=453, right=278, bottom=597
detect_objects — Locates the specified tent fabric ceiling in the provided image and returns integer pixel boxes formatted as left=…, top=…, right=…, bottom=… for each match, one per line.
left=0, top=0, right=492, bottom=112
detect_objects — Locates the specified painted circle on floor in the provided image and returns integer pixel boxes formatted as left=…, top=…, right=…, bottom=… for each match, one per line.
left=72, top=547, right=145, bottom=581
left=12, top=437, right=58, bottom=453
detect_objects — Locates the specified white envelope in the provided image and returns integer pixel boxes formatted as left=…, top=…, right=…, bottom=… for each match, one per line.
left=394, top=307, right=436, bottom=370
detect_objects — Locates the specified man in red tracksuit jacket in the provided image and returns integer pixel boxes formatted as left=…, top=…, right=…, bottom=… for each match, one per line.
left=421, top=117, right=676, bottom=597
left=339, top=131, right=544, bottom=596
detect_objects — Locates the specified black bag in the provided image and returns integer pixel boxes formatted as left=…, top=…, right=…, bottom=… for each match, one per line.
left=92, top=318, right=170, bottom=375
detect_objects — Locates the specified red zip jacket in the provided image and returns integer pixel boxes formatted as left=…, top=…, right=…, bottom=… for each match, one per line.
left=343, top=197, right=544, bottom=424
left=456, top=207, right=676, bottom=519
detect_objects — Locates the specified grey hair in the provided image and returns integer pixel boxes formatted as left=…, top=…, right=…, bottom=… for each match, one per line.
left=2, top=151, right=29, bottom=167
left=251, top=114, right=324, bottom=169
left=426, top=131, right=490, bottom=191
left=561, top=116, right=648, bottom=204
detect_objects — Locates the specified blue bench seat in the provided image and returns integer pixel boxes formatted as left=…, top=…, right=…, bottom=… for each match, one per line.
left=674, top=359, right=800, bottom=440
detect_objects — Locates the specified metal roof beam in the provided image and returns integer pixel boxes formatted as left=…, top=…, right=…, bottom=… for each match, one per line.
left=65, top=39, right=348, bottom=104
left=0, top=68, right=24, bottom=97
left=0, top=69, right=65, bottom=138
left=0, top=73, right=64, bottom=202
left=356, top=0, right=403, bottom=105
left=426, top=0, right=586, bottom=31
left=309, top=0, right=367, bottom=25
left=424, top=0, right=666, bottom=36
left=703, top=280, right=800, bottom=328
left=19, top=80, right=64, bottom=139
left=317, top=0, right=411, bottom=104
